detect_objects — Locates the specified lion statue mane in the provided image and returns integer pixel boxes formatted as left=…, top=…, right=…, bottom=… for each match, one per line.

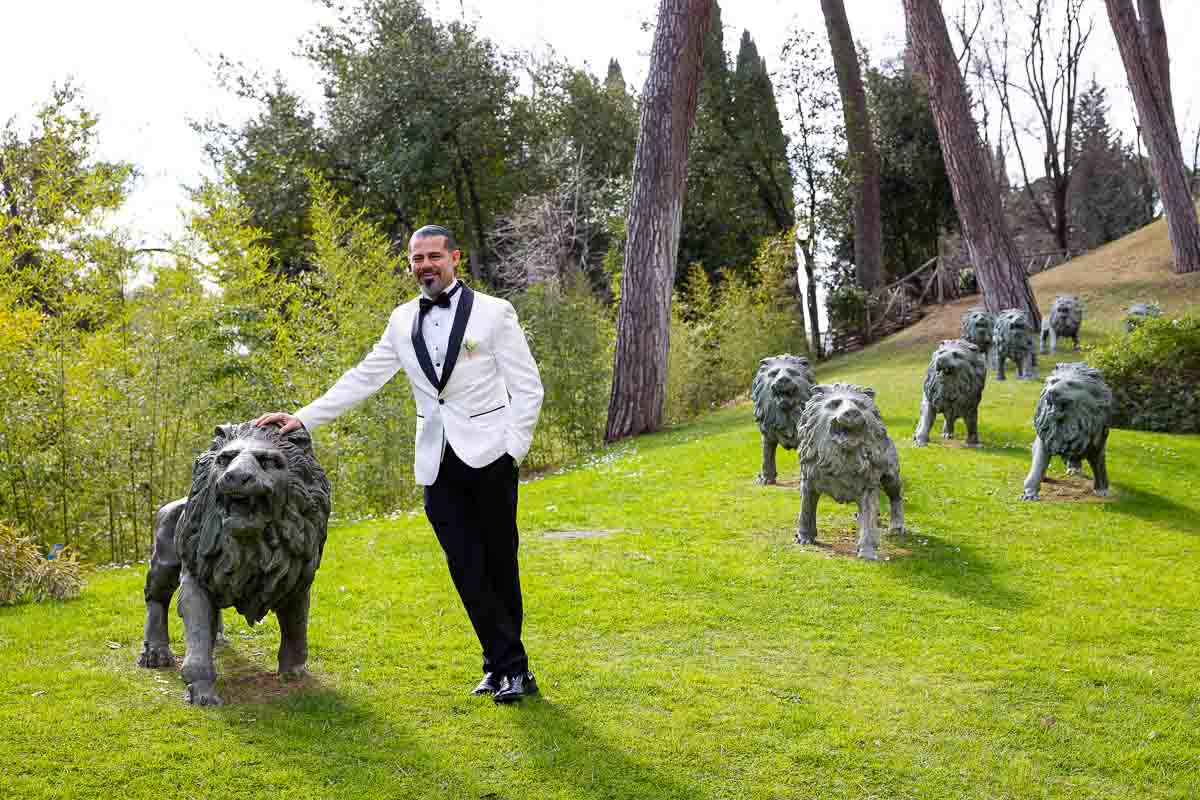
left=992, top=308, right=1038, bottom=381
left=138, top=422, right=331, bottom=705
left=752, top=354, right=815, bottom=484
left=914, top=339, right=987, bottom=447
left=1022, top=362, right=1113, bottom=500
left=1040, top=295, right=1084, bottom=353
left=1125, top=302, right=1161, bottom=332
left=960, top=309, right=995, bottom=364
left=795, top=383, right=904, bottom=560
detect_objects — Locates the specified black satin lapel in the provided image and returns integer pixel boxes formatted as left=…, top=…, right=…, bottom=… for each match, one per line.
left=438, top=285, right=474, bottom=392
left=410, top=304, right=440, bottom=390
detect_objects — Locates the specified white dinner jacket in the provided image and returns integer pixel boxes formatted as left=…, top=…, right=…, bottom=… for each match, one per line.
left=294, top=285, right=544, bottom=485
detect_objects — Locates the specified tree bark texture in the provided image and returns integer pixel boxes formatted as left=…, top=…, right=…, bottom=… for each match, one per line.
left=902, top=0, right=1040, bottom=325
left=605, top=0, right=712, bottom=442
left=821, top=0, right=883, bottom=292
left=1106, top=0, right=1200, bottom=273
left=800, top=241, right=824, bottom=360
left=1137, top=0, right=1174, bottom=130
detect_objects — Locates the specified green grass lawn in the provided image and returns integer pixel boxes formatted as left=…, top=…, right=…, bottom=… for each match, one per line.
left=3, top=334, right=1198, bottom=799
left=4, top=224, right=1200, bottom=799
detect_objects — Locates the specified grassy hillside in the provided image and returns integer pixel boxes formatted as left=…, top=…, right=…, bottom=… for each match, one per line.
left=2, top=218, right=1198, bottom=800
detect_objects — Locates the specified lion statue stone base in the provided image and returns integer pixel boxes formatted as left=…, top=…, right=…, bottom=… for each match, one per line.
left=993, top=308, right=1038, bottom=381
left=960, top=309, right=995, bottom=367
left=138, top=422, right=331, bottom=705
left=1022, top=363, right=1113, bottom=501
left=795, top=383, right=904, bottom=560
left=1040, top=295, right=1084, bottom=353
left=752, top=354, right=815, bottom=484
left=914, top=339, right=987, bottom=447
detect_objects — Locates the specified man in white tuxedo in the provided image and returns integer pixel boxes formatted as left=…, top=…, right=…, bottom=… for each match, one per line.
left=255, top=224, right=544, bottom=703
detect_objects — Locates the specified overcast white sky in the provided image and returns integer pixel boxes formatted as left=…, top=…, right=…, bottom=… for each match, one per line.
left=2, top=1, right=1197, bottom=249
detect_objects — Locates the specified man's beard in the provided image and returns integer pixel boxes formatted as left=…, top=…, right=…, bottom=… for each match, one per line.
left=420, top=273, right=448, bottom=295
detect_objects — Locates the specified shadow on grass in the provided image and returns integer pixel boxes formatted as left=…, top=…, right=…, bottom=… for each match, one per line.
left=503, top=697, right=703, bottom=800
left=212, top=673, right=472, bottom=796
left=1102, top=484, right=1200, bottom=536
left=974, top=440, right=1034, bottom=461
left=199, top=647, right=703, bottom=799
left=885, top=532, right=1028, bottom=611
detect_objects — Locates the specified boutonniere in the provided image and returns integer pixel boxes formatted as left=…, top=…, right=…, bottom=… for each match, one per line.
left=462, top=338, right=480, bottom=358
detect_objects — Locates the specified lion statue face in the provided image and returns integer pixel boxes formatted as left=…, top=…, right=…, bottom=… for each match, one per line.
left=1034, top=363, right=1113, bottom=460
left=1048, top=295, right=1083, bottom=335
left=798, top=383, right=898, bottom=503
left=213, top=437, right=291, bottom=537
left=1125, top=302, right=1161, bottom=331
left=177, top=422, right=331, bottom=624
left=994, top=308, right=1035, bottom=356
left=924, top=339, right=986, bottom=414
left=960, top=309, right=995, bottom=350
left=752, top=354, right=814, bottom=449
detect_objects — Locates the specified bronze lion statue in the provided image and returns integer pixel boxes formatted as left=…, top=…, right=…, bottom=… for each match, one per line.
left=914, top=339, right=987, bottom=447
left=1022, top=363, right=1113, bottom=501
left=960, top=309, right=995, bottom=366
left=1040, top=295, right=1084, bottom=354
left=752, top=354, right=815, bottom=484
left=796, top=383, right=904, bottom=560
left=992, top=308, right=1038, bottom=381
left=138, top=422, right=331, bottom=705
left=1124, top=302, right=1161, bottom=332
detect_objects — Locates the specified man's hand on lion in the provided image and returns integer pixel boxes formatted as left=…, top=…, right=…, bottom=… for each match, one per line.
left=254, top=411, right=304, bottom=434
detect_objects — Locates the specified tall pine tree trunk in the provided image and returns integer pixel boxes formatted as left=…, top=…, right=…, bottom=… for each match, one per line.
left=1106, top=0, right=1200, bottom=273
left=902, top=0, right=1039, bottom=325
left=1053, top=180, right=1070, bottom=251
left=800, top=240, right=824, bottom=360
left=1138, top=0, right=1175, bottom=129
left=605, top=0, right=712, bottom=442
left=821, top=0, right=883, bottom=292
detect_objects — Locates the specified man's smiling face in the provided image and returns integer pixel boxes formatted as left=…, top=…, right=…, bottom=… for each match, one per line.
left=409, top=234, right=460, bottom=295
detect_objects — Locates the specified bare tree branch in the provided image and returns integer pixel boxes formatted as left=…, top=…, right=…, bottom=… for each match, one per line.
left=951, top=0, right=987, bottom=69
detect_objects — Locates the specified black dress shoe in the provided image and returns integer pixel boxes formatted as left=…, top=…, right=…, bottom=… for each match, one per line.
left=471, top=672, right=503, bottom=696
left=494, top=671, right=539, bottom=704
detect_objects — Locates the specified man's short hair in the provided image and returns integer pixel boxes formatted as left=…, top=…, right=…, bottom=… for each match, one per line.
left=411, top=224, right=457, bottom=252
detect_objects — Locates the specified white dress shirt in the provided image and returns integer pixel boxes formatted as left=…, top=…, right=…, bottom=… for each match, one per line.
left=419, top=279, right=462, bottom=381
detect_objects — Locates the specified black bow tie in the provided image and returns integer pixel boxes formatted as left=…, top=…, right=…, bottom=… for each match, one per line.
left=418, top=283, right=460, bottom=314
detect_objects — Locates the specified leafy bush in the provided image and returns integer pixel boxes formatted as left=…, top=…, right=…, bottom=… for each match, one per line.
left=0, top=523, right=84, bottom=605
left=511, top=279, right=615, bottom=468
left=958, top=267, right=978, bottom=295
left=1091, top=313, right=1200, bottom=433
left=825, top=284, right=867, bottom=332
left=667, top=243, right=809, bottom=423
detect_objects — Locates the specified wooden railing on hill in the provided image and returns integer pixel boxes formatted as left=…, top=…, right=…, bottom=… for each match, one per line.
left=826, top=247, right=1084, bottom=355
left=829, top=256, right=943, bottom=353
left=1024, top=249, right=1082, bottom=275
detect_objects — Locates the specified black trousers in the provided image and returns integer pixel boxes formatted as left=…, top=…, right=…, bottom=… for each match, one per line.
left=423, top=444, right=528, bottom=676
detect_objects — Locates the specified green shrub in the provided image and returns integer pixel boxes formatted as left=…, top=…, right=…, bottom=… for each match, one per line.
left=511, top=279, right=615, bottom=468
left=826, top=284, right=867, bottom=332
left=667, top=254, right=808, bottom=423
left=0, top=523, right=84, bottom=605
left=1091, top=313, right=1200, bottom=433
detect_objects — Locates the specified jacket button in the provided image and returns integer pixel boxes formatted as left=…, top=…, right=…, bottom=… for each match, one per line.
left=439, top=399, right=445, bottom=405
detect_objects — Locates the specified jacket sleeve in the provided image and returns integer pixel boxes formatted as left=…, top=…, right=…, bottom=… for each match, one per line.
left=492, top=301, right=544, bottom=464
left=295, top=311, right=405, bottom=431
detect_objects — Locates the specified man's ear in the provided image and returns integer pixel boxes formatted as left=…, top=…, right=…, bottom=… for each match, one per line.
left=451, top=248, right=462, bottom=269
